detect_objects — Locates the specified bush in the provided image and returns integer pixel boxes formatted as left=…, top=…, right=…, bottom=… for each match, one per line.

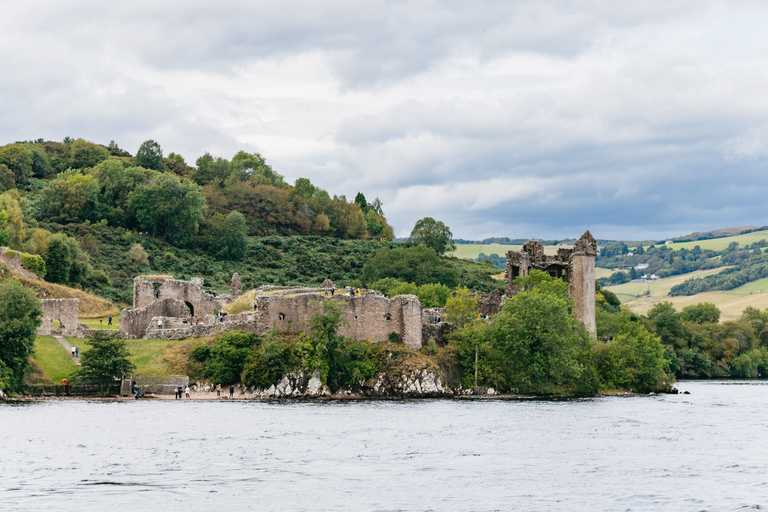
left=20, top=253, right=46, bottom=278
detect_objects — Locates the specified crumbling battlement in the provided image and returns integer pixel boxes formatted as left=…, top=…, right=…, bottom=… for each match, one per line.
left=505, top=231, right=597, bottom=335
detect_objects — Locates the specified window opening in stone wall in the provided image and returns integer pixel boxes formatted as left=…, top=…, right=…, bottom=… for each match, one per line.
left=278, top=313, right=285, bottom=321
left=153, top=282, right=162, bottom=299
left=384, top=314, right=391, bottom=321
left=184, top=301, right=194, bottom=317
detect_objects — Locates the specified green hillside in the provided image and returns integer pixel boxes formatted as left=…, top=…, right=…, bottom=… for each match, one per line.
left=665, top=229, right=768, bottom=252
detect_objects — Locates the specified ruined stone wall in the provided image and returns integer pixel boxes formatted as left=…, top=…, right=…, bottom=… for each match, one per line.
left=120, top=299, right=192, bottom=339
left=38, top=298, right=79, bottom=336
left=256, top=293, right=423, bottom=349
left=133, top=277, right=218, bottom=316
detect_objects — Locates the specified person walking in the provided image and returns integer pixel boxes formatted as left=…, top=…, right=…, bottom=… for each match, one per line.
left=177, top=386, right=182, bottom=399
left=108, top=315, right=112, bottom=326
left=185, top=385, right=190, bottom=398
left=75, top=346, right=79, bottom=358
left=217, top=384, right=221, bottom=397
left=229, top=385, right=234, bottom=398
left=71, top=346, right=76, bottom=358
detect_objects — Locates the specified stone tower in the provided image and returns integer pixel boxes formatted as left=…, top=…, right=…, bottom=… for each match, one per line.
left=504, top=230, right=597, bottom=336
left=570, top=231, right=597, bottom=336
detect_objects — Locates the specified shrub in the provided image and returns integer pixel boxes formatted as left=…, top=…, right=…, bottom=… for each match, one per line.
left=128, top=243, right=149, bottom=265
left=20, top=253, right=46, bottom=278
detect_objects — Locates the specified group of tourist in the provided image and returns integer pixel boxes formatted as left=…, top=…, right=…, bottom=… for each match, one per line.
left=174, top=385, right=191, bottom=399
left=70, top=346, right=79, bottom=358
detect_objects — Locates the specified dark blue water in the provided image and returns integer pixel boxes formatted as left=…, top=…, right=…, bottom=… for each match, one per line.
left=1, top=381, right=767, bottom=511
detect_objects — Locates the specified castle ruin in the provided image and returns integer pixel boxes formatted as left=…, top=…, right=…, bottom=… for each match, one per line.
left=121, top=277, right=423, bottom=349
left=505, top=231, right=597, bottom=335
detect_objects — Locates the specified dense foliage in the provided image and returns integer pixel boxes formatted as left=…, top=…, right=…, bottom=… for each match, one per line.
left=449, top=271, right=671, bottom=394
left=629, top=301, right=768, bottom=378
left=0, top=279, right=42, bottom=391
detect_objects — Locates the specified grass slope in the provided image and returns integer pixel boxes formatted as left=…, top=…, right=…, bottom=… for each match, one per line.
left=605, top=267, right=730, bottom=302
left=33, top=336, right=78, bottom=383
left=665, top=229, right=768, bottom=252
left=606, top=266, right=768, bottom=321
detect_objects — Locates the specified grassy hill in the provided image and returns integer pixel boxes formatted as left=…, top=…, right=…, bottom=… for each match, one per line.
left=605, top=266, right=768, bottom=320
left=662, top=229, right=768, bottom=252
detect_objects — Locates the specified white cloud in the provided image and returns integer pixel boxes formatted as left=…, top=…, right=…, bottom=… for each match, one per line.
left=2, top=1, right=768, bottom=239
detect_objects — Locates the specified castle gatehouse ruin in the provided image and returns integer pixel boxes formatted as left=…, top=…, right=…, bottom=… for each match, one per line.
left=505, top=230, right=597, bottom=334
left=37, top=298, right=81, bottom=337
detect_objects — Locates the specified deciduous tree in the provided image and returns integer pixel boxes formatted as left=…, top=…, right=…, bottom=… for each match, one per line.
left=408, top=217, right=455, bottom=255
left=0, top=280, right=42, bottom=391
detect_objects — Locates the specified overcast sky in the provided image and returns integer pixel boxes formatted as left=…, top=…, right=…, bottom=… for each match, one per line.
left=2, top=1, right=768, bottom=241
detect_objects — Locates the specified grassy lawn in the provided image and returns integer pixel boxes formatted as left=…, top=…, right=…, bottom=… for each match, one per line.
left=665, top=230, right=768, bottom=252
left=65, top=336, right=198, bottom=372
left=33, top=336, right=78, bottom=383
left=78, top=315, right=120, bottom=330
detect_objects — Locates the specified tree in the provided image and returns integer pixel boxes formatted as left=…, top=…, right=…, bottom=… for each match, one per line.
left=221, top=211, right=248, bottom=260
left=201, top=330, right=257, bottom=384
left=134, top=140, right=165, bottom=171
left=0, top=190, right=25, bottom=248
left=75, top=332, right=135, bottom=391
left=680, top=303, right=721, bottom=324
left=44, top=236, right=71, bottom=284
left=192, top=153, right=230, bottom=186
left=127, top=172, right=206, bottom=246
left=0, top=280, right=42, bottom=391
left=304, top=299, right=347, bottom=391
left=408, top=217, right=455, bottom=255
left=354, top=192, right=368, bottom=211
left=0, top=164, right=15, bottom=191
left=0, top=144, right=34, bottom=185
left=228, top=151, right=284, bottom=187
left=489, top=280, right=590, bottom=392
left=445, top=287, right=478, bottom=327
left=69, top=138, right=109, bottom=169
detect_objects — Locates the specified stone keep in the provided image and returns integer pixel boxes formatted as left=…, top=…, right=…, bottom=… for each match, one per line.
left=133, top=276, right=218, bottom=317
left=38, top=298, right=79, bottom=337
left=505, top=231, right=597, bottom=335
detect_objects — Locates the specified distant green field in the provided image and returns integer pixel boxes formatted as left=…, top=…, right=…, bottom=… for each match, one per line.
left=595, top=267, right=617, bottom=280
left=454, top=244, right=568, bottom=260
left=604, top=265, right=768, bottom=321
left=605, top=267, right=730, bottom=302
left=665, top=230, right=768, bottom=252
left=731, top=277, right=768, bottom=295
left=33, top=336, right=78, bottom=383
left=64, top=337, right=198, bottom=371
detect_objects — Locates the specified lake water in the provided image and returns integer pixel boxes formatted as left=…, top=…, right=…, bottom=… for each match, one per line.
left=1, top=380, right=767, bottom=511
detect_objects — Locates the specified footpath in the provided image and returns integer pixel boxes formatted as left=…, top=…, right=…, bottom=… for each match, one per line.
left=54, top=335, right=81, bottom=365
